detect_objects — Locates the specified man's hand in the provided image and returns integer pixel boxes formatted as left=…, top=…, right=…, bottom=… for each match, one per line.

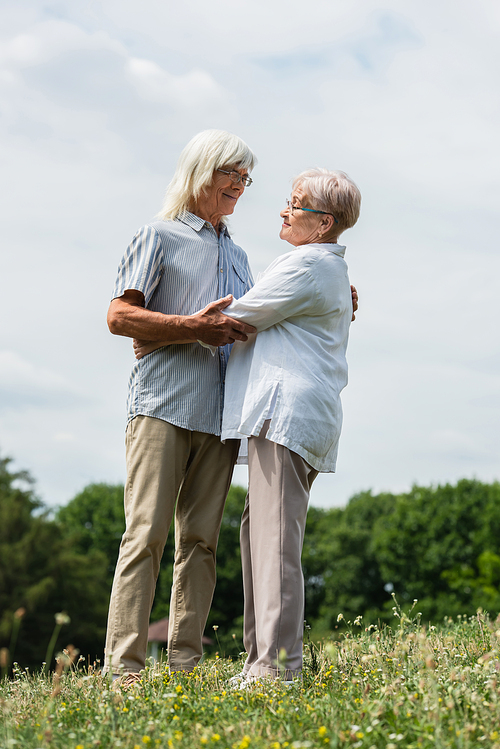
left=351, top=285, right=359, bottom=321
left=108, top=290, right=255, bottom=345
left=189, top=295, right=256, bottom=346
left=132, top=295, right=256, bottom=358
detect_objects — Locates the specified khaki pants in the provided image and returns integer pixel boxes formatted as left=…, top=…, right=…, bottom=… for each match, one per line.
left=241, top=421, right=318, bottom=679
left=103, top=415, right=239, bottom=674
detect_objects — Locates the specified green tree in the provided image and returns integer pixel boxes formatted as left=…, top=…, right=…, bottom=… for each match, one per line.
left=56, top=483, right=127, bottom=585
left=373, top=479, right=500, bottom=620
left=0, top=457, right=109, bottom=670
left=302, top=491, right=397, bottom=632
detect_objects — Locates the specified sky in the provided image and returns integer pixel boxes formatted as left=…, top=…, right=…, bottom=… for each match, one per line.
left=0, top=0, right=499, bottom=510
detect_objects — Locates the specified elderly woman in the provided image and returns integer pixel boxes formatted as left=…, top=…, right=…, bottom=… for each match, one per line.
left=219, top=168, right=361, bottom=683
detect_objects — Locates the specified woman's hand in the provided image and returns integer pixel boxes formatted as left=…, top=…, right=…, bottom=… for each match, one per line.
left=133, top=339, right=169, bottom=360
left=351, top=285, right=359, bottom=321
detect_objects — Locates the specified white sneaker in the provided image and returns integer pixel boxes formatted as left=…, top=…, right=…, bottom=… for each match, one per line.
left=228, top=671, right=247, bottom=688
left=232, top=676, right=263, bottom=690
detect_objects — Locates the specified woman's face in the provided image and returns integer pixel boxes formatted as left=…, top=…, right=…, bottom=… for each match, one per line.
left=193, top=166, right=249, bottom=226
left=279, top=185, right=324, bottom=247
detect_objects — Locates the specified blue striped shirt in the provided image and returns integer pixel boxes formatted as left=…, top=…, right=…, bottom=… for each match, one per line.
left=112, top=212, right=254, bottom=435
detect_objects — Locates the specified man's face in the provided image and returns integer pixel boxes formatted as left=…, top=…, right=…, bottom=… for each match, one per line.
left=195, top=166, right=248, bottom=225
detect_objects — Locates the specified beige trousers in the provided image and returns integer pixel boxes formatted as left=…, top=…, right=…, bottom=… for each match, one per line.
left=103, top=415, right=239, bottom=674
left=241, top=421, right=318, bottom=679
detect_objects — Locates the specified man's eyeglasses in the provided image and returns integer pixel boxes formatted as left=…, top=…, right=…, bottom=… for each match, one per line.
left=217, top=169, right=253, bottom=187
left=285, top=199, right=338, bottom=224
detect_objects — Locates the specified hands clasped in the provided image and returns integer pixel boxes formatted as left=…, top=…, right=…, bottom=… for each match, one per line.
left=132, top=295, right=256, bottom=360
left=191, top=295, right=255, bottom=346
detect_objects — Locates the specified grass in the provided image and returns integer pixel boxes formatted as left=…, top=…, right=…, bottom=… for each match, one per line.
left=2, top=609, right=500, bottom=749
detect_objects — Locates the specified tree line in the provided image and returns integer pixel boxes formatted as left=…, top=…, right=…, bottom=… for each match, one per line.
left=1, top=454, right=500, bottom=670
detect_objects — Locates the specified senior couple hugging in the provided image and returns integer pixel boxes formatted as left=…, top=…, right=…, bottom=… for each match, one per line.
left=103, top=129, right=361, bottom=689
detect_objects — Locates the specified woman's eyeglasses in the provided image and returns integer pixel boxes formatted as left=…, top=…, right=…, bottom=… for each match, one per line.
left=285, top=199, right=338, bottom=224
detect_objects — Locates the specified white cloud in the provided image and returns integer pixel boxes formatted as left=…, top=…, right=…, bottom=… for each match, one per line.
left=0, top=19, right=125, bottom=74
left=126, top=57, right=229, bottom=108
left=0, top=17, right=235, bottom=164
left=0, top=351, right=82, bottom=410
left=429, top=430, right=486, bottom=457
left=0, top=351, right=65, bottom=387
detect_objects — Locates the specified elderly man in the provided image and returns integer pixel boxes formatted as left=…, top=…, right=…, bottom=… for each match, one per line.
left=103, top=130, right=257, bottom=685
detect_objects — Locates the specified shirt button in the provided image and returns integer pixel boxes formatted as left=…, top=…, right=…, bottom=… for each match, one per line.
left=220, top=268, right=223, bottom=273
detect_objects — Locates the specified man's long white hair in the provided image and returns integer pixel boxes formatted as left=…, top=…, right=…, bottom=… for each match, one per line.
left=158, top=130, right=257, bottom=223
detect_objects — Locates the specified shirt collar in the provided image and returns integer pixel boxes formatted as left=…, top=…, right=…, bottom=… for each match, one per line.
left=177, top=210, right=230, bottom=237
left=302, top=242, right=346, bottom=258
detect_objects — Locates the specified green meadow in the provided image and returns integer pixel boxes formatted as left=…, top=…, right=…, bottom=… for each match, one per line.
left=2, top=607, right=500, bottom=749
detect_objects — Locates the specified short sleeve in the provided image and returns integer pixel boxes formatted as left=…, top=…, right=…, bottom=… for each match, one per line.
left=112, top=225, right=163, bottom=306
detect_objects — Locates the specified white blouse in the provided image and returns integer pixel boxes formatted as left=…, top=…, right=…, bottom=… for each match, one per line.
left=220, top=242, right=352, bottom=473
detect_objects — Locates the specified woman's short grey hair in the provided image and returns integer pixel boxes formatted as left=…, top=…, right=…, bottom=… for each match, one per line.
left=293, top=168, right=361, bottom=236
left=158, top=130, right=257, bottom=222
